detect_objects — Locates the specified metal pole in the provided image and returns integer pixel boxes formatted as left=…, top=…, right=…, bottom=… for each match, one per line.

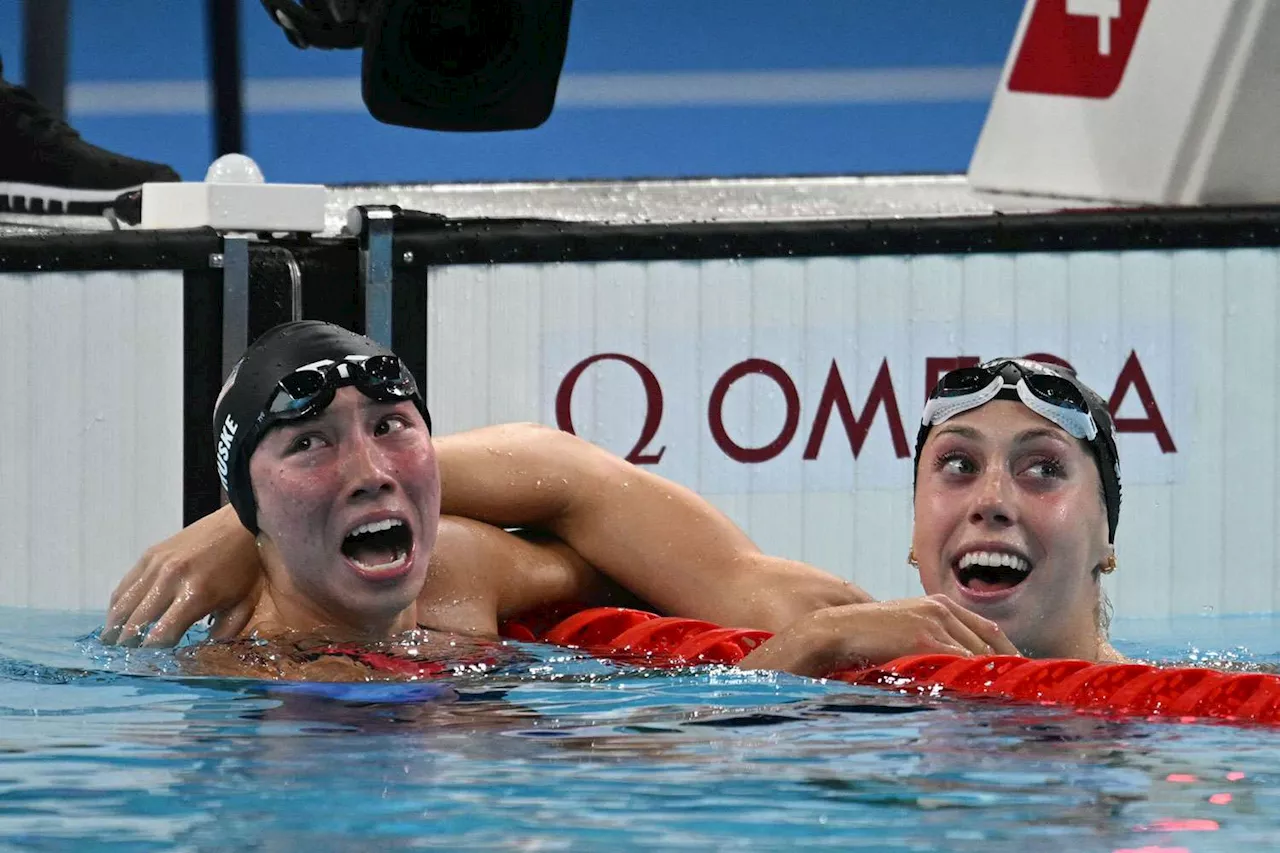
left=349, top=206, right=397, bottom=347
left=218, top=236, right=251, bottom=382
left=206, top=0, right=245, bottom=157
left=22, top=0, right=71, bottom=118
left=362, top=209, right=395, bottom=347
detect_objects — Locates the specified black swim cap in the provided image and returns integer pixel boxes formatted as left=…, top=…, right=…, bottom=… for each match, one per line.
left=914, top=358, right=1122, bottom=543
left=213, top=321, right=429, bottom=534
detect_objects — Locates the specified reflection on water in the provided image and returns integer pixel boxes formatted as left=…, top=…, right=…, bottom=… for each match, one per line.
left=1, top=607, right=1279, bottom=851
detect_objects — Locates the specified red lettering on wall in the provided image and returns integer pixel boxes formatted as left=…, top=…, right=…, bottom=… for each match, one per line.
left=708, top=359, right=800, bottom=463
left=1108, top=350, right=1176, bottom=452
left=556, top=353, right=667, bottom=464
left=802, top=359, right=910, bottom=460
left=923, top=356, right=981, bottom=402
left=555, top=349, right=1178, bottom=465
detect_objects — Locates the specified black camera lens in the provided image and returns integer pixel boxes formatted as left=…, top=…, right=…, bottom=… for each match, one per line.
left=363, top=0, right=573, bottom=131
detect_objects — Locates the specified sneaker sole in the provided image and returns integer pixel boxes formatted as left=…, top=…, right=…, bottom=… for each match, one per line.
left=0, top=181, right=142, bottom=216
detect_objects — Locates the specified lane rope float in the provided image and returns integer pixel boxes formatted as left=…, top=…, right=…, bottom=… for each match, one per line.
left=502, top=606, right=1280, bottom=725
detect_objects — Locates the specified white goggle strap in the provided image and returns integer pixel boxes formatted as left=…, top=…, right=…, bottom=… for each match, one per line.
left=920, top=375, right=1004, bottom=427
left=1013, top=379, right=1098, bottom=440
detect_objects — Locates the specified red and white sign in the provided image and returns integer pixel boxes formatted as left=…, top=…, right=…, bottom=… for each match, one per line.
left=1008, top=0, right=1149, bottom=98
left=970, top=0, right=1280, bottom=204
left=424, top=250, right=1280, bottom=618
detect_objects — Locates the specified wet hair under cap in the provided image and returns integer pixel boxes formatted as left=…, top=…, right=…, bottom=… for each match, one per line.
left=913, top=358, right=1122, bottom=543
left=212, top=321, right=428, bottom=534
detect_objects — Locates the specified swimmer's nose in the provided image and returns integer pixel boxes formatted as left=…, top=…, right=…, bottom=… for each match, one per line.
left=342, top=431, right=397, bottom=500
left=969, top=467, right=1016, bottom=527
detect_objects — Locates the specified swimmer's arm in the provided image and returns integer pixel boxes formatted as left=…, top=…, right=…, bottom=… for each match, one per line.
left=738, top=595, right=1019, bottom=678
left=103, top=504, right=263, bottom=647
left=437, top=423, right=869, bottom=632
left=421, top=516, right=648, bottom=636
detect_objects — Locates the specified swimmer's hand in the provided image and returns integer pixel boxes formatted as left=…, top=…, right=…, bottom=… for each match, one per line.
left=102, top=504, right=262, bottom=647
left=737, top=595, right=1020, bottom=679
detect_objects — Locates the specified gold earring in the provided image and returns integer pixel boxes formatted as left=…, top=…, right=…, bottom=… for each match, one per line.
left=907, top=547, right=918, bottom=567
left=1100, top=553, right=1117, bottom=574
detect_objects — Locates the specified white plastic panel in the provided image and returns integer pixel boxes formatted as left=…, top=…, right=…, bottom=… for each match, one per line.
left=0, top=272, right=184, bottom=611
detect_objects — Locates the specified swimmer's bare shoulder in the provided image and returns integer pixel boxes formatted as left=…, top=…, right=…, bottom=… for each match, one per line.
left=417, top=516, right=648, bottom=637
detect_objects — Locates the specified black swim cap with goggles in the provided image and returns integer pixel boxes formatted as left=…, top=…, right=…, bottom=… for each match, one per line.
left=213, top=321, right=430, bottom=534
left=914, top=358, right=1122, bottom=543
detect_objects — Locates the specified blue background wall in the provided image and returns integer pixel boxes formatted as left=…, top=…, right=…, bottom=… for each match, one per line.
left=0, top=1, right=1023, bottom=184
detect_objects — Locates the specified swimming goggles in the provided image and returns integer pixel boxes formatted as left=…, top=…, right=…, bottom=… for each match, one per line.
left=920, top=359, right=1098, bottom=440
left=261, top=354, right=429, bottom=430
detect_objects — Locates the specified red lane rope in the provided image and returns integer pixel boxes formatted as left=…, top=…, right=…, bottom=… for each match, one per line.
left=501, top=606, right=1280, bottom=726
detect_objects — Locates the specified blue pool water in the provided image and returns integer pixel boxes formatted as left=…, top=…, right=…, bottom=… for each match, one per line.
left=2, top=607, right=1280, bottom=852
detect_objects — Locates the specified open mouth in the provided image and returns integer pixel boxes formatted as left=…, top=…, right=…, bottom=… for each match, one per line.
left=341, top=518, right=413, bottom=574
left=953, top=551, right=1032, bottom=594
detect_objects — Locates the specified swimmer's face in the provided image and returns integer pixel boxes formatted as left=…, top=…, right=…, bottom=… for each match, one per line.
left=249, top=387, right=440, bottom=635
left=912, top=401, right=1111, bottom=659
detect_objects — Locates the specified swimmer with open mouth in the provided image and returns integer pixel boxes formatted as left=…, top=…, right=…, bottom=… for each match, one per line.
left=912, top=358, right=1122, bottom=661
left=212, top=322, right=442, bottom=640
left=106, top=321, right=864, bottom=665
left=742, top=358, right=1123, bottom=675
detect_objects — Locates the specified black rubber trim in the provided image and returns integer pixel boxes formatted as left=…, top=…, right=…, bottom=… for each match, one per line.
left=183, top=268, right=224, bottom=526
left=393, top=266, right=428, bottom=397
left=390, top=207, right=1280, bottom=268
left=292, top=238, right=363, bottom=332
left=247, top=244, right=306, bottom=340
left=0, top=228, right=221, bottom=271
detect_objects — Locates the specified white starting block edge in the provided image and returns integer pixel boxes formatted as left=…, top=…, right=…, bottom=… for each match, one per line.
left=141, top=181, right=328, bottom=233
left=969, top=0, right=1280, bottom=205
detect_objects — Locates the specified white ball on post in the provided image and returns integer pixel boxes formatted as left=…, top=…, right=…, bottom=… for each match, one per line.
left=205, top=153, right=266, bottom=185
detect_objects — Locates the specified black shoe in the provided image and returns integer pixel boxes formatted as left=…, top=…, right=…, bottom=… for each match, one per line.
left=0, top=81, right=180, bottom=215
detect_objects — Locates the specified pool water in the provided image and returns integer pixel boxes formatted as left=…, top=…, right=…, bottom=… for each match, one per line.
left=2, top=607, right=1280, bottom=852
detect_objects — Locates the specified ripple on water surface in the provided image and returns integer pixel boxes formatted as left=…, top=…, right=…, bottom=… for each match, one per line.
left=2, top=607, right=1280, bottom=852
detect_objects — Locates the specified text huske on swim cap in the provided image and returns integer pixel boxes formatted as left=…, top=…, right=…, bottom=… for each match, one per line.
left=216, top=415, right=238, bottom=491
